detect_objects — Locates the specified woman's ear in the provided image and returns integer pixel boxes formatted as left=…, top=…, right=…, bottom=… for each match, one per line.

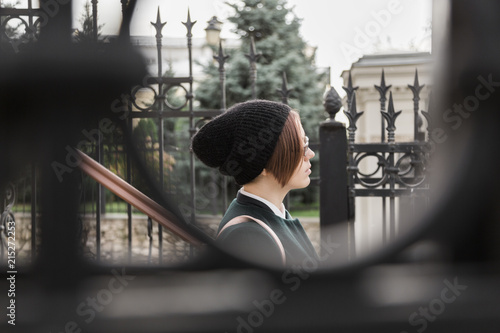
left=261, top=168, right=269, bottom=177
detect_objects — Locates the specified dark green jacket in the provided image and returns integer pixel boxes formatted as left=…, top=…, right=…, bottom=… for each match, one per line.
left=216, top=192, right=318, bottom=267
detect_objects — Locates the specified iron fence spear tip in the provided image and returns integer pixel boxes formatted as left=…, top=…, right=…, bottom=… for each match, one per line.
left=151, top=7, right=166, bottom=35
left=344, top=93, right=364, bottom=131
left=277, top=72, right=293, bottom=98
left=375, top=68, right=391, bottom=98
left=381, top=93, right=402, bottom=133
left=214, top=41, right=229, bottom=64
left=342, top=71, right=359, bottom=103
left=182, top=8, right=197, bottom=34
left=380, top=68, right=387, bottom=88
left=408, top=69, right=425, bottom=95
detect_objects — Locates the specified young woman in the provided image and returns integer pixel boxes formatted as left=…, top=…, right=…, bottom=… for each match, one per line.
left=191, top=99, right=318, bottom=267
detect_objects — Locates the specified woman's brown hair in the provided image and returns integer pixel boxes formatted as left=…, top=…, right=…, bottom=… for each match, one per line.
left=265, top=110, right=304, bottom=187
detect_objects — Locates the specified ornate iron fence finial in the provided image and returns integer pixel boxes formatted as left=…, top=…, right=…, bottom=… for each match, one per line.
left=151, top=7, right=167, bottom=38
left=323, top=86, right=342, bottom=121
left=182, top=8, right=197, bottom=39
left=408, top=69, right=425, bottom=140
left=343, top=72, right=359, bottom=111
left=381, top=92, right=402, bottom=142
left=375, top=69, right=392, bottom=142
left=421, top=90, right=433, bottom=138
left=344, top=93, right=364, bottom=143
left=214, top=40, right=229, bottom=68
left=375, top=69, right=392, bottom=101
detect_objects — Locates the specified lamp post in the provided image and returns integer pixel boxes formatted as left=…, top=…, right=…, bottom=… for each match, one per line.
left=205, top=16, right=222, bottom=46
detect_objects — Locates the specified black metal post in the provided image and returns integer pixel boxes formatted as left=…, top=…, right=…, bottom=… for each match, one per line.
left=277, top=72, right=293, bottom=105
left=246, top=36, right=261, bottom=99
left=38, top=0, right=71, bottom=45
left=320, top=87, right=350, bottom=261
left=375, top=70, right=391, bottom=244
left=409, top=69, right=424, bottom=141
left=91, top=0, right=98, bottom=42
left=34, top=1, right=83, bottom=323
left=96, top=131, right=102, bottom=260
left=343, top=74, right=360, bottom=224
left=98, top=127, right=106, bottom=216
left=381, top=93, right=402, bottom=241
left=277, top=72, right=293, bottom=210
left=30, top=161, right=36, bottom=262
left=214, top=41, right=229, bottom=211
left=214, top=41, right=229, bottom=111
left=147, top=216, right=153, bottom=264
left=120, top=0, right=128, bottom=14
left=152, top=7, right=166, bottom=264
left=183, top=10, right=197, bottom=257
left=126, top=116, right=133, bottom=263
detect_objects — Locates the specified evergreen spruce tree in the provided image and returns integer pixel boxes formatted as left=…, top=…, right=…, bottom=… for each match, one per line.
left=196, top=0, right=327, bottom=207
left=74, top=1, right=104, bottom=43
left=195, top=0, right=328, bottom=141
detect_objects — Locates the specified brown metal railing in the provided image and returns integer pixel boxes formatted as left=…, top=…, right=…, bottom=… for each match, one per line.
left=76, top=149, right=203, bottom=247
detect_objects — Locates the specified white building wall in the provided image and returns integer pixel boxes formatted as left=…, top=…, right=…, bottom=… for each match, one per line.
left=341, top=52, right=433, bottom=256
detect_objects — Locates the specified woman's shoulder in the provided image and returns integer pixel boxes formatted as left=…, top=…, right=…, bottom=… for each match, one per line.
left=216, top=219, right=283, bottom=266
left=221, top=199, right=275, bottom=224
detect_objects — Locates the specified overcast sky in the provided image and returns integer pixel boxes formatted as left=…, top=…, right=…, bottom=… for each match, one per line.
left=72, top=0, right=433, bottom=93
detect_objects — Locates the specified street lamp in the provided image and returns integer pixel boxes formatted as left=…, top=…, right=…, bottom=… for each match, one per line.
left=205, top=16, right=222, bottom=46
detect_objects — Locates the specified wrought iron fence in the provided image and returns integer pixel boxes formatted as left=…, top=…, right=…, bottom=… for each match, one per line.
left=0, top=1, right=431, bottom=267
left=0, top=2, right=319, bottom=265
left=68, top=7, right=229, bottom=264
left=1, top=2, right=500, bottom=332
left=343, top=70, right=431, bottom=245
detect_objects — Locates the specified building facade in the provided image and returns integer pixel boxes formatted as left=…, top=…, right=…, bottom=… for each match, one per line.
left=340, top=51, right=433, bottom=255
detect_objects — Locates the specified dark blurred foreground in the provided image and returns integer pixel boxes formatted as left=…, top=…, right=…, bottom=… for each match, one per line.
left=1, top=1, right=500, bottom=332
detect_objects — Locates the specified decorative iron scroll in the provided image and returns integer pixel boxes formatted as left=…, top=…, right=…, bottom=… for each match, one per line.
left=343, top=70, right=431, bottom=241
left=344, top=70, right=430, bottom=193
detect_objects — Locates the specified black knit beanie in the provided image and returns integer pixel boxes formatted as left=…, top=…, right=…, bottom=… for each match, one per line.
left=191, top=99, right=291, bottom=185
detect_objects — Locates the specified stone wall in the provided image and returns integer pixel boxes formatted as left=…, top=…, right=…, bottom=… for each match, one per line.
left=8, top=212, right=320, bottom=266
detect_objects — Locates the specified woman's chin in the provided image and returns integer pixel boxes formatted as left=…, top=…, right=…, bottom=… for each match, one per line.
left=294, top=178, right=311, bottom=190
left=304, top=178, right=311, bottom=187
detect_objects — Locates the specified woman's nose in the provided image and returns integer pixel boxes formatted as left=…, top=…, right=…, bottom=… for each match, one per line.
left=306, top=148, right=315, bottom=160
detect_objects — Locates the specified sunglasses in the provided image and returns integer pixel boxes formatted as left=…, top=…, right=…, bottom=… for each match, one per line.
left=303, top=136, right=309, bottom=157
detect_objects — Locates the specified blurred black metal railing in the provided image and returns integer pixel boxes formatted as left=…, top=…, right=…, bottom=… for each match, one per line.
left=0, top=0, right=432, bottom=268
left=0, top=2, right=307, bottom=266
left=318, top=69, right=431, bottom=262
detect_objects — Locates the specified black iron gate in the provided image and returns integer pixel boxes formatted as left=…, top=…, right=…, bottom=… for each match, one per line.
left=0, top=1, right=431, bottom=266
left=0, top=1, right=308, bottom=265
